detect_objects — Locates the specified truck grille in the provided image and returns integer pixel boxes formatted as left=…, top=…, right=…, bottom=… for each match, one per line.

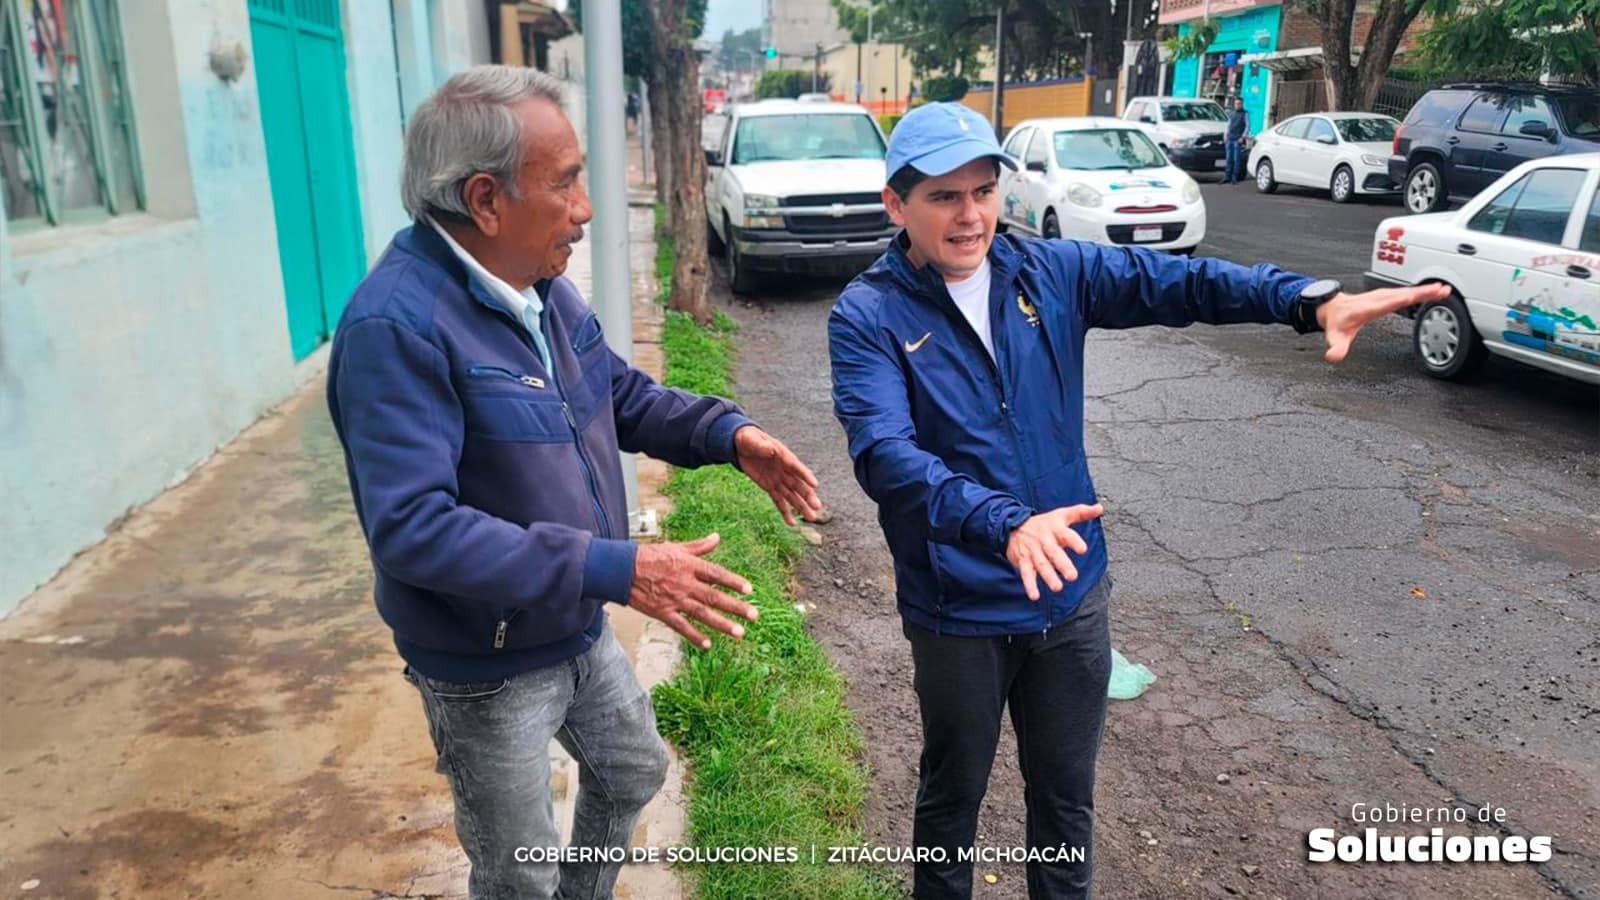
left=786, top=211, right=890, bottom=234
left=782, top=192, right=882, bottom=207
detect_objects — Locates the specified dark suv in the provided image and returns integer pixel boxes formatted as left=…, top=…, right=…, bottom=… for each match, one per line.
left=1388, top=83, right=1600, bottom=214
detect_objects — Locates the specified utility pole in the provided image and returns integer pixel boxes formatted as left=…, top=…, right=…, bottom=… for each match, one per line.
left=581, top=0, right=642, bottom=530
left=992, top=2, right=1006, bottom=137
left=814, top=42, right=822, bottom=93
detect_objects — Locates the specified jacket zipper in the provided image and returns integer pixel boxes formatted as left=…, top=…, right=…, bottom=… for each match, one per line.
left=467, top=364, right=545, bottom=389
left=927, top=270, right=1053, bottom=630
left=470, top=301, right=612, bottom=649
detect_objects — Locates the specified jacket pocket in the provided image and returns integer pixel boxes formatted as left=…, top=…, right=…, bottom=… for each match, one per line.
left=569, top=312, right=605, bottom=355
left=421, top=675, right=510, bottom=702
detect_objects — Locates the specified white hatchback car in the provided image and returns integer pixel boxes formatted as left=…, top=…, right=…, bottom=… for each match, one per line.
left=1249, top=112, right=1401, bottom=203
left=998, top=116, right=1206, bottom=252
left=1365, top=153, right=1600, bottom=384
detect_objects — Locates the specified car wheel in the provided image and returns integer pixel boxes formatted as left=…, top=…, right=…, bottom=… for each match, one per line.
left=726, top=216, right=760, bottom=294
left=1255, top=158, right=1277, bottom=193
left=706, top=213, right=726, bottom=257
left=1330, top=165, right=1355, bottom=203
left=1413, top=292, right=1487, bottom=380
left=1405, top=162, right=1448, bottom=214
left=1042, top=209, right=1061, bottom=239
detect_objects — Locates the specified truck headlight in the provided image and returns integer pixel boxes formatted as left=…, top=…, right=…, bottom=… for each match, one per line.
left=742, top=194, right=784, bottom=229
left=1067, top=183, right=1103, bottom=208
left=1167, top=137, right=1194, bottom=149
left=1181, top=178, right=1201, bottom=205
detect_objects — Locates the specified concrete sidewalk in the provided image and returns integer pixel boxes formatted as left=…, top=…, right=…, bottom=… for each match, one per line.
left=0, top=201, right=685, bottom=899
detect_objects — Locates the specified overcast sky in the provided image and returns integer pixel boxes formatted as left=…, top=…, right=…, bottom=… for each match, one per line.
left=700, top=0, right=763, bottom=38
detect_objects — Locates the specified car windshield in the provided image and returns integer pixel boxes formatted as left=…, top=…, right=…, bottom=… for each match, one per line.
left=1054, top=128, right=1166, bottom=170
left=730, top=114, right=886, bottom=163
left=1554, top=95, right=1600, bottom=139
left=1161, top=102, right=1226, bottom=122
left=1335, top=117, right=1398, bottom=143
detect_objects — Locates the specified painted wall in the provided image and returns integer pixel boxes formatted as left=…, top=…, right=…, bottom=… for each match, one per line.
left=342, top=0, right=409, bottom=261
left=962, top=78, right=1096, bottom=133
left=1172, top=5, right=1281, bottom=135
left=0, top=0, right=291, bottom=615
left=0, top=0, right=480, bottom=615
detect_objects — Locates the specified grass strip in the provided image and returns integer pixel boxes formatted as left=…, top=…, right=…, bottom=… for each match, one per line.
left=650, top=208, right=899, bottom=899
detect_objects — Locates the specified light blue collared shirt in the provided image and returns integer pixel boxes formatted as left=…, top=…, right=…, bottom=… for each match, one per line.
left=427, top=217, right=551, bottom=370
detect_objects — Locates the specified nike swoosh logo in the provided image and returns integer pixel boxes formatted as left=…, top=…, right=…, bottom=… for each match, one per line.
left=904, top=332, right=932, bottom=353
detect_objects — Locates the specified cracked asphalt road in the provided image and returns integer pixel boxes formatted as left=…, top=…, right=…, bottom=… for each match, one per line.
left=720, top=181, right=1598, bottom=898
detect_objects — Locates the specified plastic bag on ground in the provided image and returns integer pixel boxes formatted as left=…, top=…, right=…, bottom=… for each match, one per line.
left=1108, top=647, right=1156, bottom=700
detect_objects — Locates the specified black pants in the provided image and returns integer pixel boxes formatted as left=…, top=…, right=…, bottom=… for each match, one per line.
left=904, top=577, right=1113, bottom=899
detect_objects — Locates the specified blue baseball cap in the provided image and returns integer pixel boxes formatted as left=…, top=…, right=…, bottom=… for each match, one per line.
left=885, top=102, right=1018, bottom=180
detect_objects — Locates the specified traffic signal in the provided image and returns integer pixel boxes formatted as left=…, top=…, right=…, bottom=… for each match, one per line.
left=763, top=46, right=777, bottom=59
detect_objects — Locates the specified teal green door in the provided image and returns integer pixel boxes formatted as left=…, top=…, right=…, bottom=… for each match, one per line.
left=248, top=0, right=367, bottom=360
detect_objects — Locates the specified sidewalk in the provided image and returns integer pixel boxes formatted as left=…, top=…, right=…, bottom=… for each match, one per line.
left=0, top=201, right=685, bottom=899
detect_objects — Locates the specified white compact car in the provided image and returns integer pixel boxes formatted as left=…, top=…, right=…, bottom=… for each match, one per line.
left=998, top=116, right=1206, bottom=252
left=1249, top=112, right=1400, bottom=203
left=1365, top=153, right=1600, bottom=384
left=705, top=99, right=895, bottom=293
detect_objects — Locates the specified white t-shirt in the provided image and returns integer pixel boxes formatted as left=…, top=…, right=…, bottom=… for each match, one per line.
left=945, top=258, right=995, bottom=360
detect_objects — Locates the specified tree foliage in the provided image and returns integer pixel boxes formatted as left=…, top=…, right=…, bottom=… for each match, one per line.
left=1414, top=0, right=1600, bottom=82
left=717, top=27, right=765, bottom=73
left=754, top=69, right=834, bottom=99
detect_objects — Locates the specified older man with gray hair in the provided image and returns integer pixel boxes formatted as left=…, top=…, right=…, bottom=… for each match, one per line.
left=327, top=66, right=821, bottom=898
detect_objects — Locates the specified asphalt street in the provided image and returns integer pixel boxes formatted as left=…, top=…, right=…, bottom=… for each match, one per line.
left=721, top=180, right=1599, bottom=897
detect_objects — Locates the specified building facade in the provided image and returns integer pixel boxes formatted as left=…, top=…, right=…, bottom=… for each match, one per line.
left=0, top=0, right=493, bottom=615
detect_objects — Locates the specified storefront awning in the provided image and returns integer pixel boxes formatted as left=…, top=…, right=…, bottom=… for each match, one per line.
left=1240, top=46, right=1331, bottom=73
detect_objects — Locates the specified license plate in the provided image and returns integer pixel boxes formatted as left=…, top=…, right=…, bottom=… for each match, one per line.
left=1214, top=159, right=1228, bottom=169
left=1133, top=225, right=1163, bottom=242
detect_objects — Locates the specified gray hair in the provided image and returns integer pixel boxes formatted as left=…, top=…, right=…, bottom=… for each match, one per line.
left=401, top=66, right=567, bottom=220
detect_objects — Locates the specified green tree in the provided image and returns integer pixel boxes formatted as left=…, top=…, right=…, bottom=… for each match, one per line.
left=754, top=69, right=833, bottom=99
left=1414, top=0, right=1600, bottom=82
left=718, top=27, right=765, bottom=73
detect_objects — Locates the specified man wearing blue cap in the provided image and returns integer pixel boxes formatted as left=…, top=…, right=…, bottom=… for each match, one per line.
left=828, top=102, right=1446, bottom=898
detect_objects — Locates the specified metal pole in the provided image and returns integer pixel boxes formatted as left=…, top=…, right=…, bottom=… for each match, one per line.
left=991, top=4, right=1005, bottom=134
left=581, top=0, right=640, bottom=524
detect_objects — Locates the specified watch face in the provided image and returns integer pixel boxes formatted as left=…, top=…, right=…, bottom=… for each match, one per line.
left=1302, top=278, right=1342, bottom=303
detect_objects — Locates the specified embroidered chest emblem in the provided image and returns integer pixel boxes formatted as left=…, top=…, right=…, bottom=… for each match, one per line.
left=1016, top=291, right=1040, bottom=327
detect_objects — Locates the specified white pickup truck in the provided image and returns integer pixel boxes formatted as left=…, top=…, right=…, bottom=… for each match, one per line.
left=704, top=99, right=897, bottom=292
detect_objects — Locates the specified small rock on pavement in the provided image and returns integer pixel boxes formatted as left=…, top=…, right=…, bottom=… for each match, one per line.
left=811, top=507, right=835, bottom=525
left=1241, top=864, right=1261, bottom=877
left=798, top=525, right=823, bottom=546
left=21, top=880, right=40, bottom=892
left=833, top=578, right=844, bottom=588
left=1137, top=829, right=1153, bottom=840
left=983, top=873, right=998, bottom=885
left=1216, top=773, right=1232, bottom=784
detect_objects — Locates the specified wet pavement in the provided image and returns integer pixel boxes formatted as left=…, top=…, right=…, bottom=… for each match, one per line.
left=0, top=202, right=685, bottom=900
left=719, top=184, right=1598, bottom=898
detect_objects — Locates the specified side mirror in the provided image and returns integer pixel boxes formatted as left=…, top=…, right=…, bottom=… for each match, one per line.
left=1140, top=115, right=1155, bottom=124
left=1519, top=119, right=1553, bottom=140
left=1026, top=159, right=1047, bottom=173
left=705, top=148, right=723, bottom=166
left=1317, top=134, right=1336, bottom=145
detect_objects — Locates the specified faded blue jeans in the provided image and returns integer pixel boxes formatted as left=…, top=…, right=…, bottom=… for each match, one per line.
left=405, top=620, right=669, bottom=900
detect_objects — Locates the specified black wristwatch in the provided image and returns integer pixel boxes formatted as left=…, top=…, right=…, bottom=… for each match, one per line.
left=1291, top=278, right=1341, bottom=334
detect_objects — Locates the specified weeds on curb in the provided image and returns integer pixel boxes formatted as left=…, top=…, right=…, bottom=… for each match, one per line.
left=650, top=206, right=900, bottom=899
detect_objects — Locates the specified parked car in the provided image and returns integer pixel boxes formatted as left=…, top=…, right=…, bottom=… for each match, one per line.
left=1248, top=112, right=1400, bottom=202
left=1389, top=83, right=1600, bottom=215
left=704, top=100, right=896, bottom=293
left=1122, top=96, right=1230, bottom=173
left=998, top=116, right=1206, bottom=253
left=1364, top=153, right=1600, bottom=385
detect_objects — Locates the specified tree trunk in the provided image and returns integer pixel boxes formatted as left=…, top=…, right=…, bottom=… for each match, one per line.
left=1317, top=0, right=1423, bottom=111
left=1319, top=0, right=1359, bottom=109
left=647, top=0, right=712, bottom=323
left=645, top=76, right=673, bottom=214
left=1353, top=0, right=1426, bottom=110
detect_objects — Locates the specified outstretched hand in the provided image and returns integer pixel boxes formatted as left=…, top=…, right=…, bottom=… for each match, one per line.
left=1317, top=283, right=1451, bottom=363
left=1004, top=504, right=1104, bottom=601
left=734, top=426, right=823, bottom=526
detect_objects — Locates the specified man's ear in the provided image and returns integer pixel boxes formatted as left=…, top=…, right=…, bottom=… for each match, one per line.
left=883, top=186, right=907, bottom=227
left=462, top=173, right=503, bottom=238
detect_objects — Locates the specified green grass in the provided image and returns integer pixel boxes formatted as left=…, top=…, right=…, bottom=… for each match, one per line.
left=651, top=206, right=900, bottom=900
